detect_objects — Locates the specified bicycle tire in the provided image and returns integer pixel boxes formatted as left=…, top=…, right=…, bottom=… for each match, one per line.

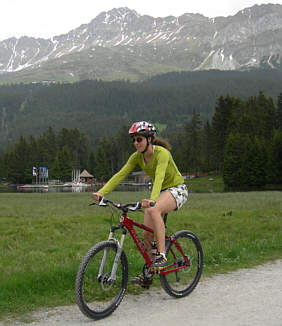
left=160, top=230, right=203, bottom=298
left=75, top=240, right=128, bottom=320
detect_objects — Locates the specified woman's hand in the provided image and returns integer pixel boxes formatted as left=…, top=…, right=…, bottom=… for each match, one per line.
left=92, top=192, right=103, bottom=202
left=141, top=199, right=156, bottom=208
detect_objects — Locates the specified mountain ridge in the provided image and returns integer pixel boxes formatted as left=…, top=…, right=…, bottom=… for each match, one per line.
left=0, top=4, right=282, bottom=82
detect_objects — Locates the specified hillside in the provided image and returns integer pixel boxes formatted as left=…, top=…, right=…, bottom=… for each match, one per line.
left=1, top=69, right=282, bottom=148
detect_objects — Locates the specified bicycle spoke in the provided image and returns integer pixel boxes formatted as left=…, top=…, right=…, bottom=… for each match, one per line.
left=160, top=231, right=203, bottom=298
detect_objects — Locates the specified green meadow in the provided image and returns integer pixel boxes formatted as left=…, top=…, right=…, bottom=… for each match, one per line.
left=0, top=190, right=282, bottom=320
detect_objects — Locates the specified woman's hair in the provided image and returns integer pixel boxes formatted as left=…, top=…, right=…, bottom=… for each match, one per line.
left=151, top=136, right=172, bottom=151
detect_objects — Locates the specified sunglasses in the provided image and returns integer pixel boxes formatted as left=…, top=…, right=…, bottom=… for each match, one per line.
left=132, top=137, right=144, bottom=143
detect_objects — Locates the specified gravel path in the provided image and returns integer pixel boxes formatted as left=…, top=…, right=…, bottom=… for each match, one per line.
left=3, top=260, right=282, bottom=326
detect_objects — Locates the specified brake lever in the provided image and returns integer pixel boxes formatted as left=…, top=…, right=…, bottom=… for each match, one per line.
left=99, top=197, right=108, bottom=206
left=128, top=202, right=142, bottom=211
left=89, top=197, right=108, bottom=207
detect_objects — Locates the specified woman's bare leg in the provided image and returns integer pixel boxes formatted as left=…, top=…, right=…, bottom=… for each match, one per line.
left=143, top=191, right=177, bottom=254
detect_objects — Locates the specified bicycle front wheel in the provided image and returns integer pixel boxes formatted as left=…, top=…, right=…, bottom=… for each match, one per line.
left=160, top=230, right=203, bottom=298
left=75, top=241, right=128, bottom=320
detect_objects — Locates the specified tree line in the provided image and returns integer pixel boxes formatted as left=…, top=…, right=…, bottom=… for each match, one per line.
left=0, top=91, right=282, bottom=189
left=0, top=126, right=133, bottom=184
left=168, top=91, right=282, bottom=189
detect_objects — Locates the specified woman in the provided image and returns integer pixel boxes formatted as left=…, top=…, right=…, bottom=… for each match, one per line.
left=92, top=121, right=188, bottom=286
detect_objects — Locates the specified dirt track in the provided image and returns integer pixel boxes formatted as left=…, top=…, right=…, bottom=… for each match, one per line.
left=3, top=260, right=282, bottom=326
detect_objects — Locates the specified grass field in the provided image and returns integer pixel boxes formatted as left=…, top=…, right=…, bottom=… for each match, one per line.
left=0, top=190, right=282, bottom=320
left=186, top=174, right=225, bottom=192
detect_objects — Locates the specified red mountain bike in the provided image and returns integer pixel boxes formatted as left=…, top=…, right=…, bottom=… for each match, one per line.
left=75, top=197, right=204, bottom=320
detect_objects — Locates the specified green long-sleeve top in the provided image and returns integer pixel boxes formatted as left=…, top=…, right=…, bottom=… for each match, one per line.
left=98, top=145, right=184, bottom=201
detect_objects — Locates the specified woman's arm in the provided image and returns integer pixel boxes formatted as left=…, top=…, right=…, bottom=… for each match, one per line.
left=97, top=153, right=138, bottom=197
left=150, top=150, right=169, bottom=201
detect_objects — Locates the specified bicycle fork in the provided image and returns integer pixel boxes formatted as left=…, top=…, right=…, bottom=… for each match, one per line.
left=98, top=227, right=126, bottom=282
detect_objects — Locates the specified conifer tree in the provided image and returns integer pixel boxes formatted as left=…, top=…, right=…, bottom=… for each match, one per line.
left=223, top=133, right=244, bottom=189
left=212, top=95, right=241, bottom=172
left=278, top=93, right=282, bottom=130
left=95, top=138, right=111, bottom=181
left=240, top=136, right=266, bottom=188
left=223, top=133, right=267, bottom=189
left=49, top=146, right=72, bottom=182
left=0, top=150, right=7, bottom=180
left=169, top=130, right=186, bottom=173
left=7, top=136, right=32, bottom=184
left=202, top=120, right=215, bottom=172
left=184, top=109, right=203, bottom=176
left=269, top=130, right=282, bottom=184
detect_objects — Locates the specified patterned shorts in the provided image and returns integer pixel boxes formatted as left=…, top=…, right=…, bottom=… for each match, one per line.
left=162, top=184, right=189, bottom=210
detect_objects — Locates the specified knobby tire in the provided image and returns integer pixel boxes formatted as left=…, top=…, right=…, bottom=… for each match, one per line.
left=75, top=241, right=128, bottom=320
left=160, top=230, right=204, bottom=298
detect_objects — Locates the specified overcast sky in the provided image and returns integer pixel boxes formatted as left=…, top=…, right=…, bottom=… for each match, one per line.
left=1, top=0, right=282, bottom=40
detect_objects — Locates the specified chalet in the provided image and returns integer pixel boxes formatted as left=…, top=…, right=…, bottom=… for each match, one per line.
left=79, top=170, right=95, bottom=184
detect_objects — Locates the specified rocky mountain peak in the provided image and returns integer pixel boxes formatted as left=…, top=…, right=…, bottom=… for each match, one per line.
left=0, top=4, right=282, bottom=83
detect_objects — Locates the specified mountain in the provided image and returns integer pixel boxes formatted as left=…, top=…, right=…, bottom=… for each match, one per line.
left=0, top=4, right=282, bottom=83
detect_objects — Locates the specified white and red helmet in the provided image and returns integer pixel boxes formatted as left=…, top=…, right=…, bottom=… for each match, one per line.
left=128, top=121, right=157, bottom=137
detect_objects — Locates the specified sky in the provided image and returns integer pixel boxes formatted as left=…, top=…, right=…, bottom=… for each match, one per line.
left=1, top=0, right=282, bottom=41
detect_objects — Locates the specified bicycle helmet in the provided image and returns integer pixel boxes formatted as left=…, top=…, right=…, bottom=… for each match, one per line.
left=129, top=121, right=157, bottom=153
left=128, top=121, right=157, bottom=137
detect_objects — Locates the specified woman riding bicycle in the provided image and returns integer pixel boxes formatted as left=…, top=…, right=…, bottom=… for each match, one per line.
left=92, top=121, right=188, bottom=286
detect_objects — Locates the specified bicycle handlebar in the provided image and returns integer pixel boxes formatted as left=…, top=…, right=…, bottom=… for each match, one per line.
left=89, top=197, right=155, bottom=213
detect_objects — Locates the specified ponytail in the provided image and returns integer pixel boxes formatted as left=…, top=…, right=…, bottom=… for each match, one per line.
left=152, top=136, right=172, bottom=151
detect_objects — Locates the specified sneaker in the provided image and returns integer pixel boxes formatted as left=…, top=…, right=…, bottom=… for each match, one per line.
left=130, top=273, right=153, bottom=289
left=151, top=254, right=169, bottom=271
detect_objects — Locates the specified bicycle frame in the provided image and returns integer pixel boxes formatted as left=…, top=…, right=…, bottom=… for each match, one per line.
left=104, top=210, right=191, bottom=279
left=120, top=213, right=155, bottom=267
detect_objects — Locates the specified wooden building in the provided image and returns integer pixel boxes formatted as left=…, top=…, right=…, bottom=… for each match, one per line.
left=79, top=170, right=95, bottom=184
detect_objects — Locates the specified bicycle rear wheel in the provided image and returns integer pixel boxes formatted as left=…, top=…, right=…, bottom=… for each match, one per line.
left=160, top=230, right=203, bottom=298
left=75, top=241, right=128, bottom=320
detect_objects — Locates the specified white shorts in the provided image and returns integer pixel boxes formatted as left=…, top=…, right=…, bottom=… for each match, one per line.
left=161, top=184, right=188, bottom=210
